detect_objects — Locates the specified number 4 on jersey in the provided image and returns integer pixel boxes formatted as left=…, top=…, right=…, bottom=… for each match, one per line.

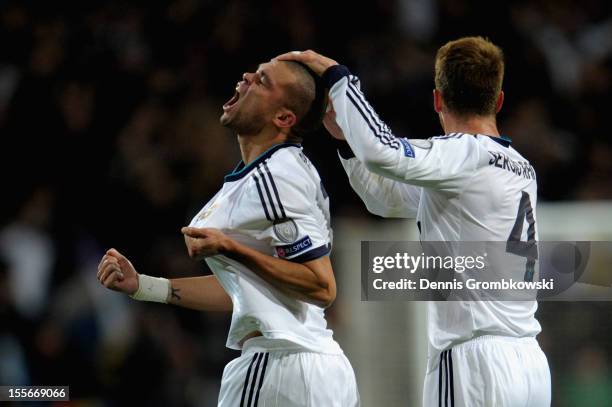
left=506, top=191, right=538, bottom=282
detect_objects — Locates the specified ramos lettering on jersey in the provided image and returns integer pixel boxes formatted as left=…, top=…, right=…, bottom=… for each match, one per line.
left=275, top=236, right=313, bottom=258
left=488, top=151, right=536, bottom=179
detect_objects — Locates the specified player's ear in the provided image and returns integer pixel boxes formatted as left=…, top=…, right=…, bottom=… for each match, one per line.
left=433, top=89, right=443, bottom=113
left=273, top=108, right=297, bottom=129
left=495, top=91, right=504, bottom=113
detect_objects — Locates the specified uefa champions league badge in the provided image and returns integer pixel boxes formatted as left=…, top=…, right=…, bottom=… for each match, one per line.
left=273, top=218, right=299, bottom=243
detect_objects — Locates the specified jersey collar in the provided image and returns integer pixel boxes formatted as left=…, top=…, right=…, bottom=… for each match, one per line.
left=224, top=143, right=301, bottom=182
left=485, top=134, right=512, bottom=147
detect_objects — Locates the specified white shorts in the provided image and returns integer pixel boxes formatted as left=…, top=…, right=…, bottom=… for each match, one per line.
left=218, top=337, right=360, bottom=407
left=423, top=335, right=551, bottom=407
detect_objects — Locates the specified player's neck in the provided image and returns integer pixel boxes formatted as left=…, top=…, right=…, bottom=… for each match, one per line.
left=237, top=131, right=288, bottom=165
left=442, top=114, right=500, bottom=137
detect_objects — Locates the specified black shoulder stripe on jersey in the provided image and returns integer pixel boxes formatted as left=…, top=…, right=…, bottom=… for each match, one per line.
left=253, top=174, right=272, bottom=221
left=345, top=89, right=379, bottom=142
left=347, top=82, right=398, bottom=147
left=346, top=83, right=399, bottom=150
left=262, top=161, right=287, bottom=219
left=240, top=352, right=260, bottom=407
left=349, top=82, right=396, bottom=142
left=346, top=86, right=399, bottom=150
left=253, top=352, right=269, bottom=406
left=256, top=165, right=280, bottom=220
left=346, top=90, right=399, bottom=151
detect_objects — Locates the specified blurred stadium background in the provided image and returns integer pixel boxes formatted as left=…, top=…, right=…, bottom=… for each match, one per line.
left=1, top=0, right=611, bottom=406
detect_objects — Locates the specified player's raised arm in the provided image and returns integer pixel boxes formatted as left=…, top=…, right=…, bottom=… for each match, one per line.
left=324, top=102, right=421, bottom=218
left=326, top=66, right=483, bottom=190
left=339, top=152, right=421, bottom=218
left=276, top=50, right=482, bottom=192
left=96, top=248, right=232, bottom=311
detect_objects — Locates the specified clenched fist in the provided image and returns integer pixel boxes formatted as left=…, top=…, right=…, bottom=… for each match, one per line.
left=97, top=248, right=139, bottom=294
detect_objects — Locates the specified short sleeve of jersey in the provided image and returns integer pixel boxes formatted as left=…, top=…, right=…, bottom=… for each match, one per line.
left=254, top=153, right=331, bottom=263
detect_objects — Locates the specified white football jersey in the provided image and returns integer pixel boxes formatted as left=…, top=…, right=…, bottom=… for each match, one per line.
left=189, top=143, right=341, bottom=354
left=325, top=66, right=541, bottom=354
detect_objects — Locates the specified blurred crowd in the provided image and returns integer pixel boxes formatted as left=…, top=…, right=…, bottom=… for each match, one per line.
left=0, top=0, right=611, bottom=405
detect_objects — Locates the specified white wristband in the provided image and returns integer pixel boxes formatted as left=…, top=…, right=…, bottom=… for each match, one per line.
left=130, top=274, right=170, bottom=303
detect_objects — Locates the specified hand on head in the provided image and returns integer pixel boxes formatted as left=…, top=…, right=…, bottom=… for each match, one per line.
left=274, top=50, right=338, bottom=77
left=274, top=50, right=344, bottom=140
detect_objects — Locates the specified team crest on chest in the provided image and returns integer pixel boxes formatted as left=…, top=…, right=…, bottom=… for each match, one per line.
left=273, top=218, right=299, bottom=243
left=198, top=202, right=219, bottom=222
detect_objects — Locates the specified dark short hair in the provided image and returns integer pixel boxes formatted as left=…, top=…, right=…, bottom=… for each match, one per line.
left=281, top=61, right=326, bottom=139
left=435, top=36, right=504, bottom=116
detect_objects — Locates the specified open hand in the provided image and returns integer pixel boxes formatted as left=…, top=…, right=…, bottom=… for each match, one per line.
left=274, top=50, right=338, bottom=77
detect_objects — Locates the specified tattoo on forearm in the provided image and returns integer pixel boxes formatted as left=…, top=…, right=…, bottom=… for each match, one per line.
left=171, top=287, right=181, bottom=301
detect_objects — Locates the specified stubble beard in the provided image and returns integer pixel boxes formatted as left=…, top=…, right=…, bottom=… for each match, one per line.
left=220, top=109, right=266, bottom=135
